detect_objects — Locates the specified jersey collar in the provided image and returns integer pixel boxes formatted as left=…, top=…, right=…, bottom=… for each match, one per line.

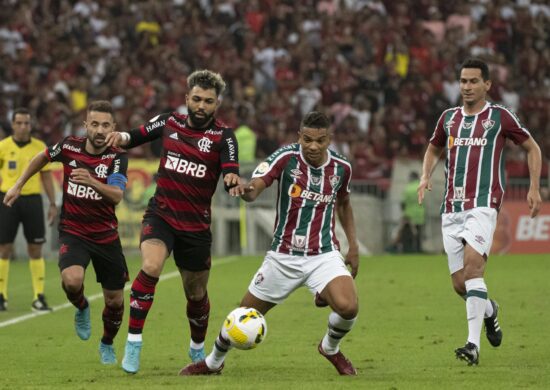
left=299, top=144, right=331, bottom=170
left=461, top=101, right=490, bottom=117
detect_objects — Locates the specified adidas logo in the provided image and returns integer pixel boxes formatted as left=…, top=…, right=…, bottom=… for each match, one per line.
left=69, top=160, right=77, bottom=167
left=169, top=133, right=178, bottom=140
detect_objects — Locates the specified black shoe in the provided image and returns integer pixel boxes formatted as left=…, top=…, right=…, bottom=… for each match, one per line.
left=31, top=294, right=52, bottom=312
left=0, top=293, right=7, bottom=311
left=484, top=299, right=502, bottom=347
left=455, top=342, right=479, bottom=366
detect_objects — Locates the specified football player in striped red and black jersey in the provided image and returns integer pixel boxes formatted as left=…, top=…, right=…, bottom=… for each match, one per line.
left=418, top=58, right=543, bottom=365
left=105, top=69, right=242, bottom=374
left=181, top=111, right=360, bottom=376
left=3, top=101, right=129, bottom=365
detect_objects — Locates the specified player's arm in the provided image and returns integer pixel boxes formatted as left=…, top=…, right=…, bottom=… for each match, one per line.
left=418, top=143, right=445, bottom=205
left=229, top=177, right=267, bottom=202
left=70, top=154, right=128, bottom=205
left=39, top=170, right=57, bottom=225
left=220, top=129, right=241, bottom=191
left=105, top=113, right=170, bottom=149
left=336, top=194, right=359, bottom=278
left=520, top=136, right=542, bottom=218
left=3, top=151, right=49, bottom=207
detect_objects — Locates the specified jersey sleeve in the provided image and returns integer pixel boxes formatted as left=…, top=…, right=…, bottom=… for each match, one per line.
left=127, top=113, right=171, bottom=148
left=46, top=137, right=68, bottom=163
left=251, top=147, right=290, bottom=188
left=500, top=107, right=531, bottom=145
left=107, top=153, right=129, bottom=191
left=36, top=140, right=52, bottom=171
left=337, top=163, right=352, bottom=198
left=429, top=111, right=448, bottom=148
left=220, top=128, right=240, bottom=177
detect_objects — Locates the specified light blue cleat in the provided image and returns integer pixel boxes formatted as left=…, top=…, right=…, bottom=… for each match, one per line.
left=75, top=306, right=91, bottom=340
left=188, top=347, right=206, bottom=362
left=122, top=340, right=142, bottom=374
left=99, top=342, right=117, bottom=364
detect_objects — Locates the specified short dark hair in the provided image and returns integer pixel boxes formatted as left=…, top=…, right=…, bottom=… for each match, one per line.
left=12, top=107, right=30, bottom=121
left=301, top=111, right=330, bottom=129
left=87, top=100, right=114, bottom=116
left=187, top=69, right=226, bottom=97
left=460, top=58, right=490, bottom=81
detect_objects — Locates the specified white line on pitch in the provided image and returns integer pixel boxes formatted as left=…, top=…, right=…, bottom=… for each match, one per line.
left=0, top=256, right=241, bottom=329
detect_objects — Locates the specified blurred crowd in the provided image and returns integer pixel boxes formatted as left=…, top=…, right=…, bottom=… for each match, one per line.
left=1, top=0, right=549, bottom=180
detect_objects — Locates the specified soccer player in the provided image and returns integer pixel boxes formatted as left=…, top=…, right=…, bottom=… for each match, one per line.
left=104, top=69, right=241, bottom=374
left=180, top=111, right=360, bottom=376
left=0, top=108, right=57, bottom=312
left=3, top=101, right=129, bottom=365
left=417, top=58, right=542, bottom=365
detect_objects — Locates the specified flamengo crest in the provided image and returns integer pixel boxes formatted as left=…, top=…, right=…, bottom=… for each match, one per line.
left=198, top=137, right=213, bottom=153
left=482, top=119, right=495, bottom=131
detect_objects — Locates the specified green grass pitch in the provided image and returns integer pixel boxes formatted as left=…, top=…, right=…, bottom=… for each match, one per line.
left=0, top=254, right=549, bottom=389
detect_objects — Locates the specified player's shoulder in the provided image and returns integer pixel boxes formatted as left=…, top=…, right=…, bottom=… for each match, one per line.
left=329, top=148, right=350, bottom=164
left=269, top=143, right=300, bottom=160
left=29, top=136, right=47, bottom=148
left=489, top=102, right=519, bottom=117
left=0, top=136, right=11, bottom=147
left=441, top=106, right=462, bottom=117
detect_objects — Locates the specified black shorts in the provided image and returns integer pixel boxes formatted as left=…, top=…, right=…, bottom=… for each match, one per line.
left=58, top=232, right=129, bottom=290
left=140, top=212, right=212, bottom=272
left=0, top=192, right=45, bottom=244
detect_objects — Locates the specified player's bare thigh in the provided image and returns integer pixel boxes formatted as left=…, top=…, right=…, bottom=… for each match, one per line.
left=451, top=243, right=487, bottom=294
left=140, top=238, right=169, bottom=277
left=240, top=290, right=277, bottom=315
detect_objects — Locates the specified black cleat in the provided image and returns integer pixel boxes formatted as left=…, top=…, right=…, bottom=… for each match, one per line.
left=31, top=294, right=52, bottom=312
left=0, top=293, right=7, bottom=311
left=484, top=299, right=502, bottom=347
left=455, top=342, right=479, bottom=366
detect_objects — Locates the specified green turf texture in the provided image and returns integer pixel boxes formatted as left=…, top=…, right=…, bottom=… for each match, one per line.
left=0, top=254, right=548, bottom=389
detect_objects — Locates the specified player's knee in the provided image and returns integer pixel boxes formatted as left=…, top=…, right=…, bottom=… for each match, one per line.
left=332, top=299, right=358, bottom=320
left=105, top=295, right=123, bottom=309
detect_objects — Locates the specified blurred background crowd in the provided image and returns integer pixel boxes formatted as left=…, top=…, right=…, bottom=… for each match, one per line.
left=1, top=0, right=549, bottom=183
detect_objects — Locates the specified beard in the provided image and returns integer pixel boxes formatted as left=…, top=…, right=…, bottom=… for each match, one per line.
left=188, top=108, right=214, bottom=128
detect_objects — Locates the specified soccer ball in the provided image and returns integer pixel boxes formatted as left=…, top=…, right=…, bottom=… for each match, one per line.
left=222, top=307, right=267, bottom=350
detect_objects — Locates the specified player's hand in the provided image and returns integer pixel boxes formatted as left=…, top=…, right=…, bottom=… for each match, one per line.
left=417, top=175, right=432, bottom=205
left=345, top=245, right=359, bottom=278
left=70, top=168, right=95, bottom=186
left=527, top=187, right=542, bottom=218
left=229, top=182, right=255, bottom=197
left=2, top=186, right=21, bottom=207
left=47, top=204, right=57, bottom=226
left=105, top=132, right=126, bottom=148
left=224, top=173, right=241, bottom=188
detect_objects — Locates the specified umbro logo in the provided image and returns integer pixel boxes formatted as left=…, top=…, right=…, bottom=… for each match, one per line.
left=169, top=133, right=178, bottom=140
left=69, top=160, right=77, bottom=167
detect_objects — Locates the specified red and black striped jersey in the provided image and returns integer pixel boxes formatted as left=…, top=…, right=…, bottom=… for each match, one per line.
left=430, top=102, right=531, bottom=213
left=45, top=136, right=128, bottom=243
left=127, top=112, right=239, bottom=231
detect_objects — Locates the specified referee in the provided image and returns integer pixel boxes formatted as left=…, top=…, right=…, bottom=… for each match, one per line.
left=0, top=108, right=57, bottom=311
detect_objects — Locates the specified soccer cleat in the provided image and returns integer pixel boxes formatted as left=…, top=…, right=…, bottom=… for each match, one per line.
left=31, top=294, right=52, bottom=312
left=318, top=341, right=357, bottom=375
left=122, top=340, right=143, bottom=374
left=314, top=292, right=329, bottom=308
left=75, top=306, right=91, bottom=340
left=0, top=293, right=7, bottom=311
left=99, top=342, right=117, bottom=364
left=179, top=360, right=224, bottom=376
left=455, top=342, right=479, bottom=366
left=188, top=346, right=206, bottom=362
left=484, top=299, right=502, bottom=347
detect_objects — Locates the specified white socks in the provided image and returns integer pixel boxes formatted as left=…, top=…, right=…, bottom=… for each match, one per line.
left=465, top=278, right=488, bottom=349
left=321, top=312, right=356, bottom=355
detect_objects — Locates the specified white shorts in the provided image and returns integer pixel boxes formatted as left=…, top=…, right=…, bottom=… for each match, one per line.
left=441, top=207, right=497, bottom=274
left=248, top=250, right=352, bottom=304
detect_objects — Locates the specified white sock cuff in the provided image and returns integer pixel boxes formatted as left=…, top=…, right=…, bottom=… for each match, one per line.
left=465, top=278, right=486, bottom=292
left=328, top=312, right=357, bottom=331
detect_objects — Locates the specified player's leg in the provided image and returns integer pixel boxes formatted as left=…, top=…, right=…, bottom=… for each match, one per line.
left=174, top=231, right=213, bottom=363
left=93, top=238, right=128, bottom=365
left=123, top=214, right=173, bottom=374
left=21, top=194, right=50, bottom=310
left=180, top=251, right=297, bottom=375
left=59, top=233, right=91, bottom=340
left=454, top=207, right=499, bottom=365
left=0, top=193, right=20, bottom=309
left=309, top=252, right=358, bottom=376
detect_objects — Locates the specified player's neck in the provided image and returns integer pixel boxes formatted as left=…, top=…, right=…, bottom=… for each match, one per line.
left=187, top=117, right=214, bottom=130
left=463, top=99, right=487, bottom=116
left=12, top=134, right=30, bottom=143
left=85, top=141, right=107, bottom=155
